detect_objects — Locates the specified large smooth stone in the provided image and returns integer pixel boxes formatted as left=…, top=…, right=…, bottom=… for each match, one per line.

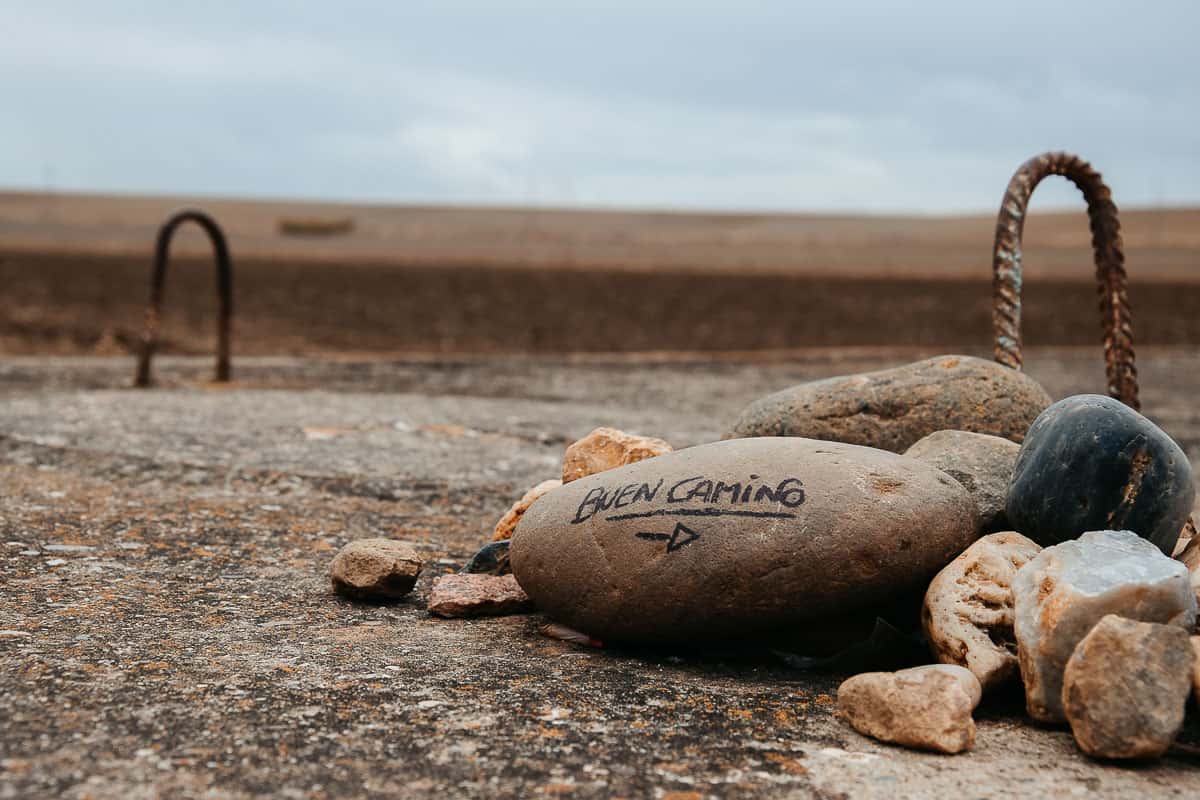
left=725, top=355, right=1051, bottom=453
left=510, top=437, right=980, bottom=644
left=1012, top=530, right=1197, bottom=723
left=1007, top=394, right=1195, bottom=554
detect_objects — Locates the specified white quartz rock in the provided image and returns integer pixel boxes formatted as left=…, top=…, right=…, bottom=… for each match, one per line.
left=1013, top=529, right=1197, bottom=723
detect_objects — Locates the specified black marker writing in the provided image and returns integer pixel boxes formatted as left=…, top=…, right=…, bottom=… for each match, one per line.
left=635, top=522, right=701, bottom=552
left=570, top=474, right=805, bottom=524
left=609, top=508, right=797, bottom=521
left=572, top=479, right=665, bottom=523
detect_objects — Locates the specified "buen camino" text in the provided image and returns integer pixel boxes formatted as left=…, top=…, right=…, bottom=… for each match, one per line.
left=571, top=474, right=805, bottom=523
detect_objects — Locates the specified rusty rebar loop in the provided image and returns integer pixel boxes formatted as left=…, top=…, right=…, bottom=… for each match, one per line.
left=992, top=151, right=1138, bottom=409
left=134, top=210, right=234, bottom=387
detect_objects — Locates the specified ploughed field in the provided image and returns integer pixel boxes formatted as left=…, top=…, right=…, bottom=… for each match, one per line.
left=3, top=191, right=1200, bottom=356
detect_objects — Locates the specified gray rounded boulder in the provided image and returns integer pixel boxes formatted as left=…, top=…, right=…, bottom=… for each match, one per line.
left=725, top=355, right=1052, bottom=453
left=905, top=430, right=1020, bottom=532
left=510, top=437, right=981, bottom=644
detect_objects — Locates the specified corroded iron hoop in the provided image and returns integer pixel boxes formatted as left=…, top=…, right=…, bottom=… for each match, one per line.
left=134, top=210, right=234, bottom=387
left=992, top=151, right=1138, bottom=409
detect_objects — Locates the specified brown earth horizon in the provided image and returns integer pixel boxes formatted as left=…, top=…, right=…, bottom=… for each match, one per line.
left=3, top=191, right=1199, bottom=357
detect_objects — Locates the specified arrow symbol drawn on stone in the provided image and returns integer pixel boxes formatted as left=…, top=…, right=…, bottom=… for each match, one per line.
left=635, top=522, right=700, bottom=553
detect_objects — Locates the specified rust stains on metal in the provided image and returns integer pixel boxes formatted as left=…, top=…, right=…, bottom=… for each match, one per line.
left=134, top=210, right=234, bottom=387
left=992, top=151, right=1139, bottom=409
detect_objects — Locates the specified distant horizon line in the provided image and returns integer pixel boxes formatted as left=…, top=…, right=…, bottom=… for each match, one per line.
left=4, top=184, right=1196, bottom=220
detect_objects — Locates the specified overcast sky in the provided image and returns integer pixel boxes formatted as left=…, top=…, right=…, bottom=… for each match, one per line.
left=2, top=1, right=1197, bottom=212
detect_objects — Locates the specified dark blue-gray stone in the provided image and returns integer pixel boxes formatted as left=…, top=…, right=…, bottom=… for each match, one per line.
left=1006, top=395, right=1194, bottom=554
left=461, top=540, right=511, bottom=575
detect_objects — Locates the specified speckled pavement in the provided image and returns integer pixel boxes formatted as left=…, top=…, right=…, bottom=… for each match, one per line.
left=3, top=348, right=1200, bottom=799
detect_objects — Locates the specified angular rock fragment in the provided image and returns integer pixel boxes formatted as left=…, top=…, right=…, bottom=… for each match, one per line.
left=1062, top=615, right=1195, bottom=759
left=512, top=437, right=980, bottom=644
left=1176, top=526, right=1200, bottom=613
left=726, top=355, right=1051, bottom=453
left=838, top=664, right=981, bottom=754
left=1172, top=516, right=1197, bottom=559
left=1013, top=530, right=1197, bottom=722
left=922, top=531, right=1041, bottom=691
left=330, top=538, right=423, bottom=600
left=428, top=574, right=533, bottom=618
left=1007, top=394, right=1195, bottom=554
left=905, top=430, right=1020, bottom=532
left=562, top=427, right=672, bottom=483
left=492, top=479, right=562, bottom=541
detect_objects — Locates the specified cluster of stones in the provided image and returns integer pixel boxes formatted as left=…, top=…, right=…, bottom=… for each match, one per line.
left=511, top=356, right=1046, bottom=646
left=327, top=426, right=671, bottom=622
left=327, top=534, right=532, bottom=617
left=507, top=356, right=1200, bottom=760
left=327, top=353, right=1200, bottom=762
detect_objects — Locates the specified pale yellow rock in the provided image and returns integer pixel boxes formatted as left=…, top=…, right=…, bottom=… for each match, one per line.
left=561, top=427, right=672, bottom=484
left=492, top=479, right=562, bottom=541
left=838, top=665, right=980, bottom=754
left=922, top=532, right=1041, bottom=692
left=330, top=538, right=423, bottom=600
left=895, top=664, right=983, bottom=708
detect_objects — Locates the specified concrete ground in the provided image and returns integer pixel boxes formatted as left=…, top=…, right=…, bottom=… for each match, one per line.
left=3, top=347, right=1200, bottom=799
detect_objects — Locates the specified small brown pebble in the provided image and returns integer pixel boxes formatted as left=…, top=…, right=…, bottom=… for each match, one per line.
left=562, top=427, right=671, bottom=483
left=492, top=479, right=562, bottom=541
left=1176, top=524, right=1200, bottom=612
left=330, top=538, right=423, bottom=600
left=428, top=574, right=533, bottom=618
left=837, top=664, right=980, bottom=754
left=1062, top=615, right=1195, bottom=760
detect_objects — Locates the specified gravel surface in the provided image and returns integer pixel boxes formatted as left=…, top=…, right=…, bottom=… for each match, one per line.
left=3, top=348, right=1200, bottom=798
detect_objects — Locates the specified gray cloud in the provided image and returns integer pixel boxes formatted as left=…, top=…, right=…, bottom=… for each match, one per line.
left=2, top=0, right=1197, bottom=211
